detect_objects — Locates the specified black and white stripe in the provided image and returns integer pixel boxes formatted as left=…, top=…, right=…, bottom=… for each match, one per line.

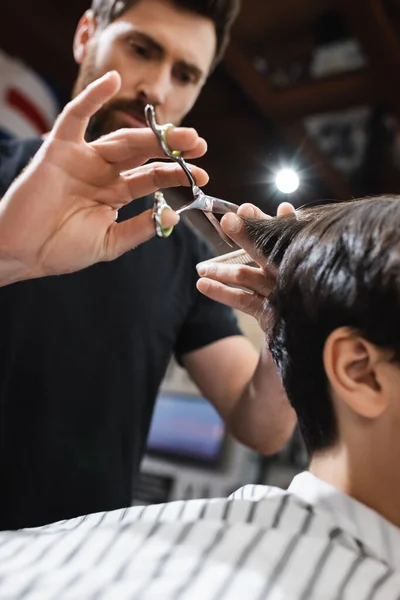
left=0, top=473, right=399, bottom=599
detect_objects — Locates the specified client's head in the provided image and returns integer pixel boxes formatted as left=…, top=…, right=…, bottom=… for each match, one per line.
left=247, top=197, right=400, bottom=511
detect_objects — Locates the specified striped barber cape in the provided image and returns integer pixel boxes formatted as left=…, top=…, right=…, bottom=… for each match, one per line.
left=0, top=472, right=399, bottom=599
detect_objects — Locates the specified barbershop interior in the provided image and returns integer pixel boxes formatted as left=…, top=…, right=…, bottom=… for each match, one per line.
left=2, top=0, right=400, bottom=598
left=1, top=0, right=399, bottom=512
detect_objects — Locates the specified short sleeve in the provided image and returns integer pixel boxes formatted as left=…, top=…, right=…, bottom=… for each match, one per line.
left=174, top=229, right=242, bottom=363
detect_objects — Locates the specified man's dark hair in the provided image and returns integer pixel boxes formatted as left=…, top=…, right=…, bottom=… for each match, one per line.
left=245, top=196, right=400, bottom=455
left=91, top=0, right=240, bottom=66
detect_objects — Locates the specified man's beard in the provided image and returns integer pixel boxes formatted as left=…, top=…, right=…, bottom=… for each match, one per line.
left=85, top=96, right=149, bottom=141
left=72, top=45, right=148, bottom=141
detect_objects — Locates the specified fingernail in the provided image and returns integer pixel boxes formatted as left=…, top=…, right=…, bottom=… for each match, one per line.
left=247, top=207, right=256, bottom=218
left=103, top=70, right=117, bottom=80
left=197, top=265, right=206, bottom=276
left=161, top=208, right=180, bottom=228
left=197, top=279, right=209, bottom=293
left=224, top=213, right=242, bottom=233
left=239, top=204, right=256, bottom=218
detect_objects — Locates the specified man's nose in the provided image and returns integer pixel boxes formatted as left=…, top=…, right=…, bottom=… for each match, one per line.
left=137, top=64, right=172, bottom=107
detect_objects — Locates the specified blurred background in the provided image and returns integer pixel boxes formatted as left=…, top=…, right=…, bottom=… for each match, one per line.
left=3, top=1, right=400, bottom=223
left=2, top=0, right=400, bottom=502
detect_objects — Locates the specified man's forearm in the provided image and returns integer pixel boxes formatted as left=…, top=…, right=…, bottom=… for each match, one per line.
left=229, top=344, right=296, bottom=455
left=183, top=336, right=296, bottom=456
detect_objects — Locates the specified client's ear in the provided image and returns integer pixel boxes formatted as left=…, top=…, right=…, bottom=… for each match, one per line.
left=73, top=10, right=98, bottom=64
left=323, top=328, right=389, bottom=419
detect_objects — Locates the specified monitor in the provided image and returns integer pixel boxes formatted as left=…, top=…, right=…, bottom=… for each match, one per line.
left=146, top=392, right=225, bottom=465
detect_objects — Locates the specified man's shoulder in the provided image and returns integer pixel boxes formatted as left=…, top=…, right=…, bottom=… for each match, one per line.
left=0, top=136, right=43, bottom=196
left=0, top=135, right=43, bottom=159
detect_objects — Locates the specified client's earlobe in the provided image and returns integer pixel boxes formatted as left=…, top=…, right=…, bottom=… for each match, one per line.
left=323, top=329, right=388, bottom=419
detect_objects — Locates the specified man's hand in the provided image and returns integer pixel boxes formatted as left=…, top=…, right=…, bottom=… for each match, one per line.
left=196, top=202, right=294, bottom=330
left=195, top=202, right=297, bottom=453
left=0, top=71, right=209, bottom=286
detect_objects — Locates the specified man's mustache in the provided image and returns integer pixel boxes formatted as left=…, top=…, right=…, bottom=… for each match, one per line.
left=99, top=98, right=149, bottom=123
left=86, top=97, right=151, bottom=141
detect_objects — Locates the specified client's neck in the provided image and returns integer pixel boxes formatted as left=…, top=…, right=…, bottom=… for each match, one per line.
left=310, top=443, right=400, bottom=529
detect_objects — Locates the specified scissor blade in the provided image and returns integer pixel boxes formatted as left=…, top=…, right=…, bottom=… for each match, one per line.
left=203, top=212, right=235, bottom=247
left=204, top=195, right=239, bottom=215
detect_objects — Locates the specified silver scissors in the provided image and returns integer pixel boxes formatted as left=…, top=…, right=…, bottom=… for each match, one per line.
left=145, top=104, right=239, bottom=247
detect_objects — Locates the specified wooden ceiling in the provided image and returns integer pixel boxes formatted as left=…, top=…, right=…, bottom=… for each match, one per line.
left=2, top=0, right=400, bottom=246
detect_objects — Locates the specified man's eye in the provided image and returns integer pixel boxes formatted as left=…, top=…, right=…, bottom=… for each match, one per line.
left=129, top=43, right=150, bottom=59
left=175, top=70, right=196, bottom=85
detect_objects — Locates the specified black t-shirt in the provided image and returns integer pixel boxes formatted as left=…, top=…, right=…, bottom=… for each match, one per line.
left=0, top=137, right=241, bottom=529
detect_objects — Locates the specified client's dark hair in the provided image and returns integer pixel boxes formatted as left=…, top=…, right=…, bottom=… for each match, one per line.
left=91, top=0, right=240, bottom=66
left=246, top=196, right=400, bottom=455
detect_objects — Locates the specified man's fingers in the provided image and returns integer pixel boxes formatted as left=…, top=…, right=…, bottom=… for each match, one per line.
left=237, top=203, right=271, bottom=220
left=91, top=128, right=207, bottom=171
left=165, top=127, right=208, bottom=159
left=104, top=207, right=179, bottom=261
left=237, top=202, right=295, bottom=219
left=196, top=262, right=274, bottom=298
left=122, top=162, right=209, bottom=200
left=277, top=201, right=295, bottom=216
left=220, top=202, right=295, bottom=267
left=196, top=277, right=265, bottom=318
left=52, top=71, right=121, bottom=142
left=92, top=127, right=207, bottom=168
left=220, top=212, right=267, bottom=268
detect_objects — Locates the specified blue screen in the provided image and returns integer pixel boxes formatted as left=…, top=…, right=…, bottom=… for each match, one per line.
left=147, top=393, right=225, bottom=463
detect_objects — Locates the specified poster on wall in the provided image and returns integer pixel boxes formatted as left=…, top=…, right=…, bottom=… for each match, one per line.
left=0, top=49, right=59, bottom=139
left=305, top=106, right=371, bottom=175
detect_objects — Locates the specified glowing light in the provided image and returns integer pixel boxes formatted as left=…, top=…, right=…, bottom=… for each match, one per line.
left=275, top=168, right=300, bottom=194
